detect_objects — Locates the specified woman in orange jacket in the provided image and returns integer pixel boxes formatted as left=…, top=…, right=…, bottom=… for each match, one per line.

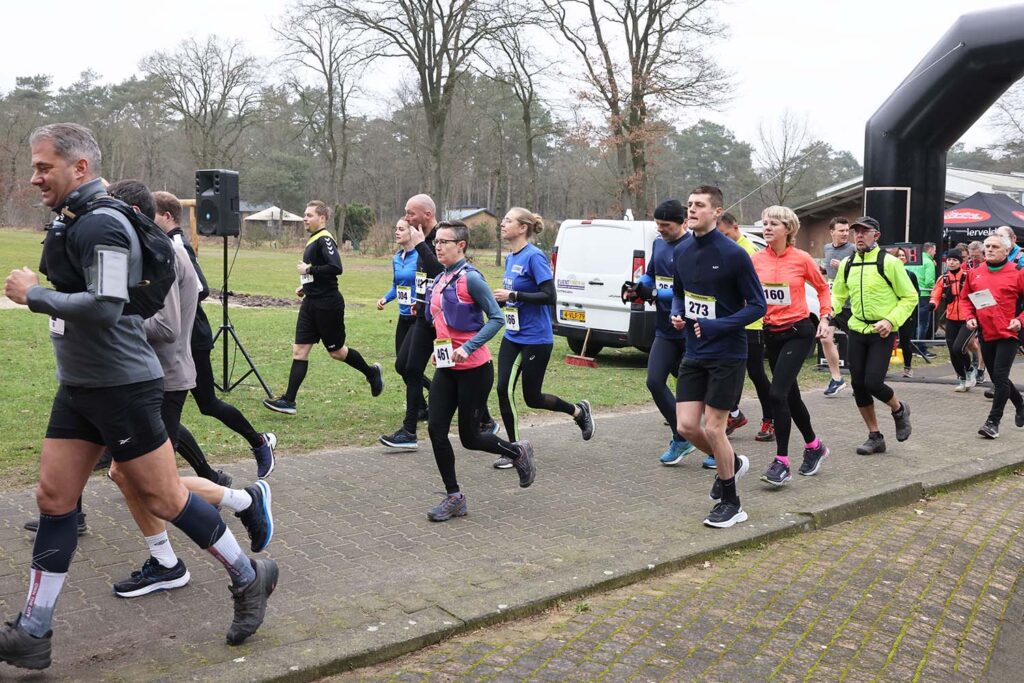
left=929, top=248, right=978, bottom=391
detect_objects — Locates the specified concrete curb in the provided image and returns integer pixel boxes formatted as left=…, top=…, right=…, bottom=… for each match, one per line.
left=166, top=452, right=1024, bottom=683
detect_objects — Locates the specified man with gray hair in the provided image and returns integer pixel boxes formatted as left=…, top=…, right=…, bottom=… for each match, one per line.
left=1, top=124, right=276, bottom=670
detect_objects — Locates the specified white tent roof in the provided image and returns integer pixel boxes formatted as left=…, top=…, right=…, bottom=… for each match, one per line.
left=244, top=206, right=304, bottom=222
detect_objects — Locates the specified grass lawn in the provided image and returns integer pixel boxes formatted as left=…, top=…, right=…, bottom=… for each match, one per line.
left=0, top=229, right=877, bottom=487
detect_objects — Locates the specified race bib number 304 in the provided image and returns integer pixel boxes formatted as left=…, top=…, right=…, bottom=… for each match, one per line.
left=762, top=282, right=791, bottom=306
left=396, top=286, right=412, bottom=306
left=683, top=291, right=716, bottom=320
left=433, top=338, right=455, bottom=368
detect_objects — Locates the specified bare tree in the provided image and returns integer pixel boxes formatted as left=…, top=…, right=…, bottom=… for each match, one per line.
left=543, top=0, right=729, bottom=218
left=755, top=110, right=813, bottom=206
left=275, top=3, right=365, bottom=239
left=322, top=0, right=527, bottom=212
left=141, top=36, right=263, bottom=168
left=993, top=82, right=1024, bottom=155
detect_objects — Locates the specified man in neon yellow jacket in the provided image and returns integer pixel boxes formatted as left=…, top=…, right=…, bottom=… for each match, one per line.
left=817, top=216, right=918, bottom=456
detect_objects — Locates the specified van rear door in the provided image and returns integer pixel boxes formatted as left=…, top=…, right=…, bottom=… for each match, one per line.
left=554, top=221, right=647, bottom=334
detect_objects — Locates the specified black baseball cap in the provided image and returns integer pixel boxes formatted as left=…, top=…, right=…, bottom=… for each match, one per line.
left=850, top=216, right=880, bottom=231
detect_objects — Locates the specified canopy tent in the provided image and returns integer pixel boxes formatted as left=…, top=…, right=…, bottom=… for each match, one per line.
left=244, top=206, right=304, bottom=222
left=942, top=192, right=1024, bottom=246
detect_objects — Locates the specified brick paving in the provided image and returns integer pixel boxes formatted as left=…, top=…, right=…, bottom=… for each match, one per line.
left=330, top=474, right=1024, bottom=682
left=0, top=365, right=1022, bottom=681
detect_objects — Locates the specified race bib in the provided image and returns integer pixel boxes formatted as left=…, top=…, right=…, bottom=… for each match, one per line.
left=96, top=247, right=129, bottom=301
left=396, top=286, right=412, bottom=306
left=655, top=275, right=673, bottom=291
left=415, top=271, right=428, bottom=296
left=762, top=282, right=791, bottom=306
left=49, top=316, right=65, bottom=336
left=503, top=307, right=520, bottom=331
left=968, top=288, right=997, bottom=310
left=299, top=272, right=314, bottom=285
left=433, top=338, right=455, bottom=368
left=684, top=291, right=716, bottom=320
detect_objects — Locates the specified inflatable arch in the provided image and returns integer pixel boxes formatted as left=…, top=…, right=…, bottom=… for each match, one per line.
left=863, top=4, right=1024, bottom=245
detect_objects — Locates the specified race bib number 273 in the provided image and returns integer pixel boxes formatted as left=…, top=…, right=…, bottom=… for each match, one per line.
left=683, top=291, right=716, bottom=320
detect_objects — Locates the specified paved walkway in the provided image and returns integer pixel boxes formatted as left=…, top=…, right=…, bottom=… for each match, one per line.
left=330, top=473, right=1024, bottom=682
left=0, top=362, right=1022, bottom=681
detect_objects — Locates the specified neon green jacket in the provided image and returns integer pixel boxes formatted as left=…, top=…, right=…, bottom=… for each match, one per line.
left=736, top=235, right=763, bottom=331
left=831, top=246, right=918, bottom=334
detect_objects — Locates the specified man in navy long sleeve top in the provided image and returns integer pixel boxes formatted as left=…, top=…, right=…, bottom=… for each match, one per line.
left=670, top=185, right=766, bottom=529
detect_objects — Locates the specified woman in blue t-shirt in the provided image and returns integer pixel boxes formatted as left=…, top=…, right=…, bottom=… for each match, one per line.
left=492, top=207, right=596, bottom=469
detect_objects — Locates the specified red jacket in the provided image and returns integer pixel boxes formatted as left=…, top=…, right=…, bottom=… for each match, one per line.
left=960, top=261, right=1024, bottom=341
left=930, top=268, right=970, bottom=321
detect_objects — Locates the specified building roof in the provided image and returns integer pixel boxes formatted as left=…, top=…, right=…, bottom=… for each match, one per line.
left=243, top=206, right=304, bottom=222
left=442, top=207, right=496, bottom=222
left=239, top=201, right=272, bottom=213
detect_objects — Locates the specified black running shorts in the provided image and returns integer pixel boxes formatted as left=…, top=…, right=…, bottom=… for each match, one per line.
left=295, top=294, right=346, bottom=351
left=45, top=378, right=168, bottom=461
left=675, top=357, right=746, bottom=410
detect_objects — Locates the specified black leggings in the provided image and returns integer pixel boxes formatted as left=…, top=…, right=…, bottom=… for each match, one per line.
left=190, top=347, right=261, bottom=448
left=164, top=390, right=218, bottom=482
left=897, top=318, right=915, bottom=369
left=396, top=317, right=435, bottom=433
left=428, top=362, right=521, bottom=494
left=742, top=330, right=773, bottom=421
left=497, top=338, right=575, bottom=442
left=945, top=320, right=974, bottom=379
left=847, top=330, right=895, bottom=408
left=980, top=337, right=1023, bottom=425
left=765, top=319, right=817, bottom=458
left=646, top=336, right=686, bottom=441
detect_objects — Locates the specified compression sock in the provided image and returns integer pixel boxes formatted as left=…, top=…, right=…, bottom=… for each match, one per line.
left=209, top=529, right=256, bottom=587
left=146, top=530, right=179, bottom=569
left=22, top=509, right=79, bottom=636
left=282, top=359, right=308, bottom=401
left=21, top=570, right=66, bottom=637
left=219, top=487, right=253, bottom=514
left=343, top=348, right=372, bottom=376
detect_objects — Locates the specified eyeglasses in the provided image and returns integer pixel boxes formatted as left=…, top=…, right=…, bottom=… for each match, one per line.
left=434, top=238, right=461, bottom=245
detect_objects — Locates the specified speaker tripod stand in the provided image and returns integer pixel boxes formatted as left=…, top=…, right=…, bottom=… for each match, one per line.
left=211, top=235, right=273, bottom=397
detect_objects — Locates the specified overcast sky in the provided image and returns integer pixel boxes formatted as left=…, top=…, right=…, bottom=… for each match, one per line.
left=1, top=0, right=1019, bottom=161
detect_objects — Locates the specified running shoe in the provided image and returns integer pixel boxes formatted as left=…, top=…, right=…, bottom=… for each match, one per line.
left=754, top=419, right=775, bottom=442
left=799, top=442, right=830, bottom=476
left=23, top=513, right=88, bottom=536
left=966, top=366, right=978, bottom=389
left=574, top=400, right=595, bottom=440
left=512, top=441, right=536, bottom=488
left=379, top=428, right=418, bottom=450
left=760, top=458, right=791, bottom=487
left=978, top=420, right=999, bottom=439
left=856, top=432, right=886, bottom=455
left=263, top=396, right=296, bottom=415
left=427, top=492, right=467, bottom=522
left=923, top=350, right=938, bottom=360
left=725, top=410, right=748, bottom=435
left=977, top=368, right=987, bottom=385
left=226, top=558, right=279, bottom=646
left=985, top=388, right=995, bottom=399
left=709, top=454, right=750, bottom=501
left=824, top=378, right=847, bottom=397
left=702, top=454, right=717, bottom=469
left=113, top=557, right=191, bottom=598
left=215, top=470, right=234, bottom=488
left=0, top=614, right=52, bottom=670
left=892, top=401, right=912, bottom=442
left=368, top=363, right=384, bottom=397
left=703, top=501, right=748, bottom=528
left=252, top=432, right=276, bottom=478
left=236, top=481, right=273, bottom=553
left=493, top=456, right=514, bottom=469
left=902, top=367, right=913, bottom=378
left=1017, top=404, right=1024, bottom=429
left=480, top=419, right=500, bottom=436
left=954, top=378, right=968, bottom=393
left=659, top=438, right=696, bottom=466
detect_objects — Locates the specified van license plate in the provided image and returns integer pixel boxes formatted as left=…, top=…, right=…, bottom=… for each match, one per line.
left=559, top=310, right=586, bottom=323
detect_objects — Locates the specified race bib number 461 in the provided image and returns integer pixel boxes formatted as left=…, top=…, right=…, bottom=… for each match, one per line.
left=683, top=291, right=716, bottom=320
left=433, top=338, right=455, bottom=368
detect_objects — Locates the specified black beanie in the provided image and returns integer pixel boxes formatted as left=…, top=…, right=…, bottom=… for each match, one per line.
left=945, top=247, right=964, bottom=263
left=654, top=199, right=686, bottom=224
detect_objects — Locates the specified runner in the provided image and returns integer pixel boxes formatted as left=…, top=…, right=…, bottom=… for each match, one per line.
left=821, top=217, right=854, bottom=396
left=718, top=212, right=774, bottom=446
left=423, top=221, right=536, bottom=521
left=961, top=233, right=1024, bottom=438
left=750, top=206, right=832, bottom=486
left=671, top=185, right=766, bottom=529
left=893, top=247, right=919, bottom=377
left=264, top=200, right=383, bottom=414
left=492, top=207, right=594, bottom=469
left=377, top=218, right=429, bottom=449
left=622, top=199, right=697, bottom=465
left=817, top=216, right=917, bottom=455
left=929, top=248, right=976, bottom=391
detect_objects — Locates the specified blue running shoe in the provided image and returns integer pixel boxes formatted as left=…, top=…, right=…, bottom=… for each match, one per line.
left=702, top=453, right=717, bottom=469
left=252, top=432, right=276, bottom=478
left=427, top=492, right=468, bottom=522
left=237, top=480, right=273, bottom=553
left=660, top=438, right=696, bottom=466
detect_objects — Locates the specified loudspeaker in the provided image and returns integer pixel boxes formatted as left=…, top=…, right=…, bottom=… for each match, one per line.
left=195, top=169, right=240, bottom=237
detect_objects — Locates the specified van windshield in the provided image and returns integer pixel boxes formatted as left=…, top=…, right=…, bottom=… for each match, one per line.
left=559, top=225, right=630, bottom=272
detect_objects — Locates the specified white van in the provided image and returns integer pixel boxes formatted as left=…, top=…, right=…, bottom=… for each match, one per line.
left=551, top=220, right=820, bottom=356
